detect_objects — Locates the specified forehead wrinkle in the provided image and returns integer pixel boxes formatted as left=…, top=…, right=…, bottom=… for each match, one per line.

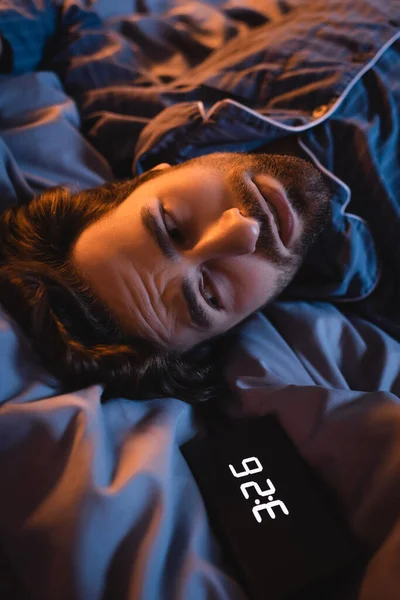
left=120, top=266, right=173, bottom=346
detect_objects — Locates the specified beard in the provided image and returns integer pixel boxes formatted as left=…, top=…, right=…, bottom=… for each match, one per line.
left=225, top=152, right=332, bottom=265
left=257, top=153, right=331, bottom=255
left=214, top=151, right=333, bottom=297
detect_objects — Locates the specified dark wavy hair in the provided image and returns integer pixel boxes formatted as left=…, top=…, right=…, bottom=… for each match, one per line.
left=0, top=171, right=229, bottom=403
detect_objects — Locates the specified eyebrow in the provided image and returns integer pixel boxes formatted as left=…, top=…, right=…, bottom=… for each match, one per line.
left=141, top=206, right=213, bottom=330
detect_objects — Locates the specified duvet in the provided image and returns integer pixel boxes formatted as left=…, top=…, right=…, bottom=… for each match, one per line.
left=1, top=1, right=400, bottom=598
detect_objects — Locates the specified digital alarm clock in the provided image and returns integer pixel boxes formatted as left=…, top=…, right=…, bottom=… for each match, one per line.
left=181, top=413, right=365, bottom=600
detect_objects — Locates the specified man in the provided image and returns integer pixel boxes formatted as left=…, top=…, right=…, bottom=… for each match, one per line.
left=0, top=150, right=331, bottom=402
left=71, top=152, right=331, bottom=350
left=0, top=0, right=399, bottom=402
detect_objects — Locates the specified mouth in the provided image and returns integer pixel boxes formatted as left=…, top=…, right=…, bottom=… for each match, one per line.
left=250, top=175, right=296, bottom=248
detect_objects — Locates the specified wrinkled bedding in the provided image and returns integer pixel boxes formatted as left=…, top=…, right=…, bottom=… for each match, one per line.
left=3, top=304, right=400, bottom=600
left=1, top=1, right=400, bottom=599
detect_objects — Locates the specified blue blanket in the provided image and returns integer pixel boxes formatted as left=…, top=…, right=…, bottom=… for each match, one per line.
left=3, top=301, right=400, bottom=599
left=1, top=1, right=400, bottom=599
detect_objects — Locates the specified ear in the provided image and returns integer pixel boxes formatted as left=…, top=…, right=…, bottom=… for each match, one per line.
left=150, top=162, right=171, bottom=172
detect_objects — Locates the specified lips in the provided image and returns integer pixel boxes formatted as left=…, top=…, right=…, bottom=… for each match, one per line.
left=252, top=175, right=296, bottom=248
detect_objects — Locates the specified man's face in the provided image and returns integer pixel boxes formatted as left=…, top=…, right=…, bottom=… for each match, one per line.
left=72, top=152, right=330, bottom=350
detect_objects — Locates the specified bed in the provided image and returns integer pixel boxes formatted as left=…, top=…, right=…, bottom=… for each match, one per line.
left=1, top=1, right=400, bottom=598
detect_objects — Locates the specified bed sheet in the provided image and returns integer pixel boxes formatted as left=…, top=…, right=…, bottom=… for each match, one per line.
left=0, top=3, right=400, bottom=600
left=3, top=302, right=400, bottom=600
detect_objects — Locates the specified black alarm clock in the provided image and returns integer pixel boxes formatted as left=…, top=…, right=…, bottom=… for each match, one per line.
left=181, top=413, right=365, bottom=600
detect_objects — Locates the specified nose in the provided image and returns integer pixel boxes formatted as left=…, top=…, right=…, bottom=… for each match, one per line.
left=191, top=208, right=260, bottom=261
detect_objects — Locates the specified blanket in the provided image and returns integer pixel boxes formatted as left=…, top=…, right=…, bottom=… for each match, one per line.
left=0, top=1, right=400, bottom=599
